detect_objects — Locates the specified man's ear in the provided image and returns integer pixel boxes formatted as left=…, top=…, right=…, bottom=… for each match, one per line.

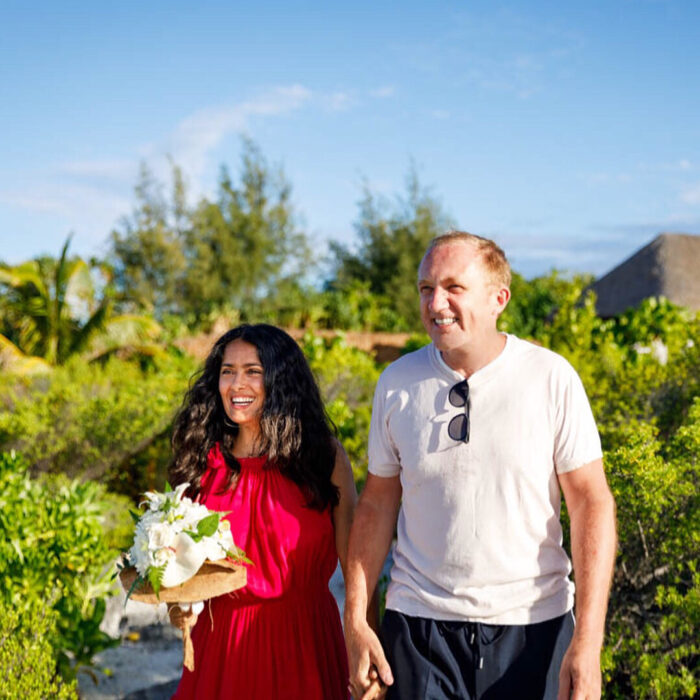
left=494, top=286, right=511, bottom=316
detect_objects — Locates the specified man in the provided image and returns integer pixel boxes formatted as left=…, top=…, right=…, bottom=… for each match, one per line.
left=344, top=231, right=616, bottom=700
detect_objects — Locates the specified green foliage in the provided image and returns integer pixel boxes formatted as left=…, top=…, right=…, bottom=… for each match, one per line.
left=603, top=403, right=699, bottom=698
left=0, top=237, right=160, bottom=369
left=301, top=332, right=381, bottom=484
left=243, top=280, right=326, bottom=330
left=0, top=598, right=77, bottom=699
left=184, top=140, right=311, bottom=321
left=400, top=332, right=431, bottom=355
left=498, top=271, right=594, bottom=341
left=109, top=140, right=313, bottom=326
left=0, top=451, right=127, bottom=682
left=0, top=351, right=195, bottom=492
left=610, top=296, right=694, bottom=358
left=329, top=167, right=453, bottom=330
left=499, top=275, right=700, bottom=695
left=110, top=162, right=189, bottom=316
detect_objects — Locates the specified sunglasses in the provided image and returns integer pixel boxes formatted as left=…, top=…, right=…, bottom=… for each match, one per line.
left=448, top=379, right=470, bottom=443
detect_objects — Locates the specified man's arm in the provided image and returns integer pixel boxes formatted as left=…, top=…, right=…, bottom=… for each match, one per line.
left=557, top=458, right=617, bottom=700
left=344, top=473, right=402, bottom=700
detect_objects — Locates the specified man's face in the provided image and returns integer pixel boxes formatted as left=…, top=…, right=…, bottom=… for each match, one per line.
left=418, top=242, right=509, bottom=354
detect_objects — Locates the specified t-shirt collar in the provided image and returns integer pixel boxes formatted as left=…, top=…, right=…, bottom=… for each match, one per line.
left=428, top=333, right=512, bottom=386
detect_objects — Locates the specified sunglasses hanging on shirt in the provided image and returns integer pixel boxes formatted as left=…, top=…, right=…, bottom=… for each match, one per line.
left=448, top=379, right=470, bottom=443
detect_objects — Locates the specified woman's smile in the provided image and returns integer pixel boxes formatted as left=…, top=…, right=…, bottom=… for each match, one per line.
left=219, top=340, right=266, bottom=431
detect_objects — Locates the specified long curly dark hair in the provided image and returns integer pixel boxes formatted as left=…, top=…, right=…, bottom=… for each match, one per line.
left=169, top=324, right=339, bottom=511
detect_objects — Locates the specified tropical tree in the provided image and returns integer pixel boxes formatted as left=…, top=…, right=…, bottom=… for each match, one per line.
left=329, top=166, right=453, bottom=329
left=110, top=162, right=188, bottom=317
left=182, top=139, right=311, bottom=321
left=498, top=270, right=596, bottom=341
left=0, top=238, right=160, bottom=371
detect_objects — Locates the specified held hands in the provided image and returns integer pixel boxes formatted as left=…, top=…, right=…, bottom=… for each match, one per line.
left=557, top=635, right=602, bottom=700
left=346, top=619, right=393, bottom=700
left=361, top=667, right=388, bottom=700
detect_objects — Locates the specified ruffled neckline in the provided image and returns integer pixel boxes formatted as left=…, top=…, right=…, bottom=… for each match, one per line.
left=235, top=454, right=268, bottom=469
left=207, top=443, right=268, bottom=470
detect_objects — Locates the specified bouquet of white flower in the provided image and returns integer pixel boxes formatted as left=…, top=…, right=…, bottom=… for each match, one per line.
left=118, top=482, right=249, bottom=670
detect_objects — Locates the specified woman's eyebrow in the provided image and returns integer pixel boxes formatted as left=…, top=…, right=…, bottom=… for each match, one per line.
left=220, top=362, right=263, bottom=368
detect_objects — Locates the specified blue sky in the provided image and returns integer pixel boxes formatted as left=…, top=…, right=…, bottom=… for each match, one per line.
left=1, top=0, right=699, bottom=278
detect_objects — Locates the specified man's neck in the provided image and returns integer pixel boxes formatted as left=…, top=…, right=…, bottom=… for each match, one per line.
left=441, top=332, right=507, bottom=378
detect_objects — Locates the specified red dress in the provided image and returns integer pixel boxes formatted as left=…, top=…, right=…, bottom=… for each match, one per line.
left=172, top=445, right=349, bottom=700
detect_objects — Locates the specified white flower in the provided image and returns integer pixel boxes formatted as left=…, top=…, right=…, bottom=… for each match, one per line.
left=148, top=522, right=176, bottom=550
left=125, top=482, right=244, bottom=592
left=153, top=546, right=176, bottom=567
left=129, top=538, right=154, bottom=577
left=200, top=535, right=227, bottom=562
left=173, top=482, right=190, bottom=501
left=161, top=532, right=208, bottom=587
left=141, top=481, right=191, bottom=512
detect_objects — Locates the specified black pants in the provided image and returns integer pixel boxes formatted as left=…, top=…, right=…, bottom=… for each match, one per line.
left=381, top=609, right=574, bottom=700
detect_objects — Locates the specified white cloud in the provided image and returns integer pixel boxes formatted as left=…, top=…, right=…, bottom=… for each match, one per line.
left=1, top=183, right=122, bottom=219
left=322, top=91, right=355, bottom=112
left=400, top=9, right=584, bottom=99
left=637, top=158, right=694, bottom=173
left=0, top=181, right=133, bottom=262
left=58, top=159, right=135, bottom=181
left=148, top=84, right=312, bottom=180
left=680, top=182, right=700, bottom=206
left=369, top=85, right=396, bottom=98
left=584, top=172, right=634, bottom=186
left=0, top=84, right=315, bottom=251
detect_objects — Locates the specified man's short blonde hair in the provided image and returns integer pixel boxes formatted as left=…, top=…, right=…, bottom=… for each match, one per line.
left=425, top=230, right=511, bottom=288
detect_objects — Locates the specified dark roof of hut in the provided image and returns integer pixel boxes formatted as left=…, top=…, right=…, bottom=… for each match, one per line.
left=589, top=232, right=700, bottom=317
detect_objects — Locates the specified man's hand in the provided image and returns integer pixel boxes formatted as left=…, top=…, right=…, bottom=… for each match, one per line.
left=346, top=618, right=393, bottom=700
left=557, top=635, right=602, bottom=700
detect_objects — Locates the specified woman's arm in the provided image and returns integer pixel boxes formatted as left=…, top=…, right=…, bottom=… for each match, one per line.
left=331, top=441, right=359, bottom=583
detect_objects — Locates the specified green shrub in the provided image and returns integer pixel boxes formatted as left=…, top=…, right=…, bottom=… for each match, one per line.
left=400, top=332, right=430, bottom=355
left=0, top=451, right=128, bottom=682
left=0, top=351, right=195, bottom=496
left=0, top=598, right=77, bottom=699
left=602, top=401, right=700, bottom=697
left=302, top=332, right=380, bottom=483
left=318, top=280, right=411, bottom=331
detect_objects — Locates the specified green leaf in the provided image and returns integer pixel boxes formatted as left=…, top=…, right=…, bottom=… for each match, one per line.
left=164, top=482, right=172, bottom=493
left=196, top=513, right=219, bottom=538
left=147, top=565, right=165, bottom=598
left=129, top=509, right=141, bottom=524
left=125, top=573, right=145, bottom=604
left=183, top=529, right=203, bottom=543
left=226, top=546, right=253, bottom=566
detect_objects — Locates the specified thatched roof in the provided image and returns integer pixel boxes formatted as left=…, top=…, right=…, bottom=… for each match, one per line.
left=590, top=232, right=700, bottom=317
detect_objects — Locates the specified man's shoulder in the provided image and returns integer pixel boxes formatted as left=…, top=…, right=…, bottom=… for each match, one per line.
left=507, top=335, right=574, bottom=373
left=378, top=343, right=434, bottom=385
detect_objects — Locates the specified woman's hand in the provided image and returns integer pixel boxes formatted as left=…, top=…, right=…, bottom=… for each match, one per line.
left=362, top=667, right=388, bottom=700
left=167, top=602, right=203, bottom=631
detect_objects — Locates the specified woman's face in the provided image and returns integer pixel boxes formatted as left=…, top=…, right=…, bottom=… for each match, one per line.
left=218, top=340, right=265, bottom=433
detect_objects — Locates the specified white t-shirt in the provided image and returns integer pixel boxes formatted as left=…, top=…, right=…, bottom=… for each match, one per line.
left=368, top=334, right=602, bottom=624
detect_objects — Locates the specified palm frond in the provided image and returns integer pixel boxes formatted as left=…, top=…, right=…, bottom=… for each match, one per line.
left=0, top=334, right=52, bottom=375
left=82, top=315, right=162, bottom=361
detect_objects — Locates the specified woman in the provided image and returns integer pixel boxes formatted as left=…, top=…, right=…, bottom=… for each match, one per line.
left=168, top=324, right=357, bottom=700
